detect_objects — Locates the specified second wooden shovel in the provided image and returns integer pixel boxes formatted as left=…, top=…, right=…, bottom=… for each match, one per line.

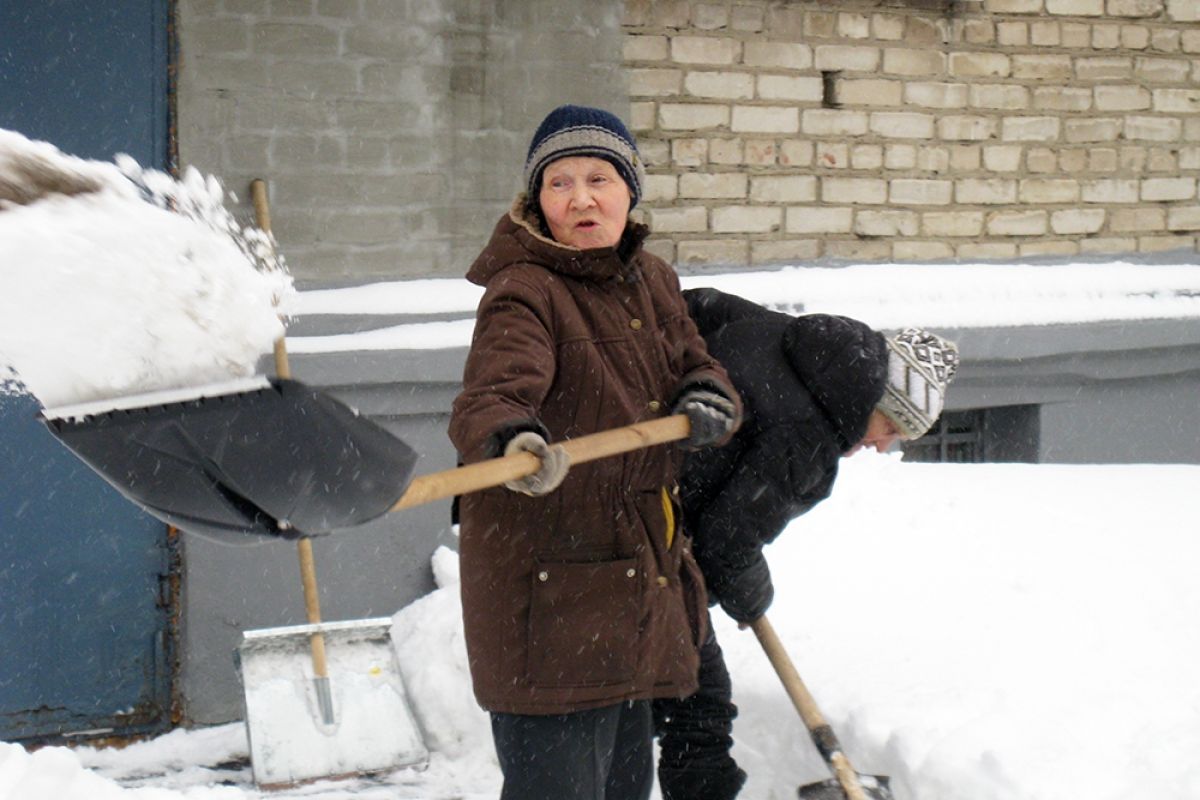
left=750, top=616, right=894, bottom=800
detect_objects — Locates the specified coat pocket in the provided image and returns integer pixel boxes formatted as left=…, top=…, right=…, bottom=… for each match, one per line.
left=678, top=545, right=709, bottom=649
left=527, top=556, right=642, bottom=688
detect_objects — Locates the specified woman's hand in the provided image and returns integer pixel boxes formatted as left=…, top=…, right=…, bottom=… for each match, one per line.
left=502, top=431, right=570, bottom=496
left=672, top=389, right=738, bottom=450
left=712, top=555, right=774, bottom=626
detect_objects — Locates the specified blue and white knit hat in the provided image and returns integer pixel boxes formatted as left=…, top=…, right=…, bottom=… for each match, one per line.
left=876, top=328, right=960, bottom=440
left=523, top=105, right=645, bottom=208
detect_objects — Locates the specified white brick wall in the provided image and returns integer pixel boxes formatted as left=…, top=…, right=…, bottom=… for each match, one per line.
left=680, top=172, right=748, bottom=199
left=749, top=175, right=818, bottom=203
left=625, top=0, right=1200, bottom=264
left=786, top=206, right=854, bottom=234
left=1052, top=208, right=1108, bottom=233
left=732, top=105, right=800, bottom=133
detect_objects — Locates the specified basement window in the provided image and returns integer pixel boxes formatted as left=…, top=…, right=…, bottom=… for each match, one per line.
left=901, top=406, right=1040, bottom=463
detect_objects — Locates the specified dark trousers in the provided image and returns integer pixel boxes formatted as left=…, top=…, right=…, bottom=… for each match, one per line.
left=491, top=700, right=654, bottom=800
left=652, top=618, right=747, bottom=800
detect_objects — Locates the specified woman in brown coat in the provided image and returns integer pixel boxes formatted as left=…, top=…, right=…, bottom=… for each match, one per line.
left=448, top=105, right=742, bottom=800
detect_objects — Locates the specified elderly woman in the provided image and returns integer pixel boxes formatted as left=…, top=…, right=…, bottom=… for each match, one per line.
left=448, top=105, right=742, bottom=800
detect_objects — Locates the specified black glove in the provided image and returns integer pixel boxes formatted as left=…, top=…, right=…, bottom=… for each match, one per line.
left=673, top=388, right=737, bottom=450
left=502, top=431, right=570, bottom=496
left=712, top=554, right=773, bottom=625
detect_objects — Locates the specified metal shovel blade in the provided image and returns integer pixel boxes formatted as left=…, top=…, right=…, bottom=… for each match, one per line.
left=799, top=773, right=895, bottom=800
left=41, top=378, right=418, bottom=543
left=235, top=618, right=428, bottom=789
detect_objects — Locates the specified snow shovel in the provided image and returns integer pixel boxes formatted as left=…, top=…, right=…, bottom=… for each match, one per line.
left=38, top=179, right=418, bottom=545
left=40, top=385, right=694, bottom=538
left=234, top=617, right=427, bottom=789
left=40, top=376, right=419, bottom=543
left=230, top=182, right=419, bottom=788
left=750, top=616, right=894, bottom=800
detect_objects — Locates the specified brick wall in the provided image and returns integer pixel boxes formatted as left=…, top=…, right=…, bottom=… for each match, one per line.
left=624, top=0, right=1200, bottom=266
left=177, top=0, right=626, bottom=283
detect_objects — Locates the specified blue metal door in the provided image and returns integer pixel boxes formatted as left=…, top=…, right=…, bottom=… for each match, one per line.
left=0, top=395, right=175, bottom=740
left=0, top=0, right=175, bottom=741
left=0, top=1, right=170, bottom=167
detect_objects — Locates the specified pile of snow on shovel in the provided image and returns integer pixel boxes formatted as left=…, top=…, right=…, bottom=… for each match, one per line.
left=0, top=129, right=294, bottom=409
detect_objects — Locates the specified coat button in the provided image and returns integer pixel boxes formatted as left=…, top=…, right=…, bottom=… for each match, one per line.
left=538, top=571, right=549, bottom=582
left=648, top=400, right=661, bottom=412
left=630, top=318, right=643, bottom=330
left=656, top=576, right=669, bottom=587
left=626, top=568, right=636, bottom=578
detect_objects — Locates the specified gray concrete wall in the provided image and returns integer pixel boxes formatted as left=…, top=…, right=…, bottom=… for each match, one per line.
left=1038, top=371, right=1200, bottom=463
left=944, top=317, right=1200, bottom=464
left=177, top=0, right=627, bottom=282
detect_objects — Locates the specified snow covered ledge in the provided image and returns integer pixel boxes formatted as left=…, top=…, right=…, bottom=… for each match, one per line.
left=281, top=258, right=1200, bottom=465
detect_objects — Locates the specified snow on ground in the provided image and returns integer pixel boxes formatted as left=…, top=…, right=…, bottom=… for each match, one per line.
left=0, top=129, right=293, bottom=409
left=3, top=454, right=1199, bottom=800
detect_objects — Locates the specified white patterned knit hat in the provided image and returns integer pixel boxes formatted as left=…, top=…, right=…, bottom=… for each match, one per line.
left=876, top=328, right=960, bottom=440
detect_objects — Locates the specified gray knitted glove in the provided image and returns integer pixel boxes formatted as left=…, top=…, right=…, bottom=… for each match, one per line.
left=502, top=431, right=570, bottom=496
left=673, top=389, right=738, bottom=450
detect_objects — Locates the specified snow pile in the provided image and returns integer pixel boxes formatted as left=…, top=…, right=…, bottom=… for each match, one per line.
left=6, top=455, right=1197, bottom=800
left=723, top=454, right=1200, bottom=800
left=0, top=731, right=247, bottom=799
left=69, top=725, right=249, bottom=791
left=387, top=546, right=502, bottom=797
left=0, top=129, right=293, bottom=409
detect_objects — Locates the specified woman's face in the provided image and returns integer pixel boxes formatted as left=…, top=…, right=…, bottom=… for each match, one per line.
left=847, top=409, right=903, bottom=456
left=538, top=156, right=631, bottom=250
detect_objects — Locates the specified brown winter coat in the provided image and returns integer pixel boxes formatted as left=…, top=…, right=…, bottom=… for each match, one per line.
left=449, top=197, right=740, bottom=715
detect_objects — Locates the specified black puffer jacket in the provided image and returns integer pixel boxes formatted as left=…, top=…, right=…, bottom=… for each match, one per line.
left=679, top=288, right=889, bottom=620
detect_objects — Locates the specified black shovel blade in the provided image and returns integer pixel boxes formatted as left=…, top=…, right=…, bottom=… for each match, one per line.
left=799, top=774, right=894, bottom=800
left=42, top=378, right=418, bottom=544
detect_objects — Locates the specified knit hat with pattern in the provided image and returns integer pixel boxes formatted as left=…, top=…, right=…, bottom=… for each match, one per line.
left=523, top=105, right=645, bottom=208
left=876, top=328, right=960, bottom=440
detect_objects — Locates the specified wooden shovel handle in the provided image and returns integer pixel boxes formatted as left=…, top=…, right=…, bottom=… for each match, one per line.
left=251, top=178, right=273, bottom=237
left=390, top=414, right=691, bottom=511
left=751, top=616, right=870, bottom=800
left=251, top=178, right=328, bottom=681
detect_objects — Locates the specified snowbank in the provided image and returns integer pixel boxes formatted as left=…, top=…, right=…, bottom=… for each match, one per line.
left=4, top=455, right=1198, bottom=800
